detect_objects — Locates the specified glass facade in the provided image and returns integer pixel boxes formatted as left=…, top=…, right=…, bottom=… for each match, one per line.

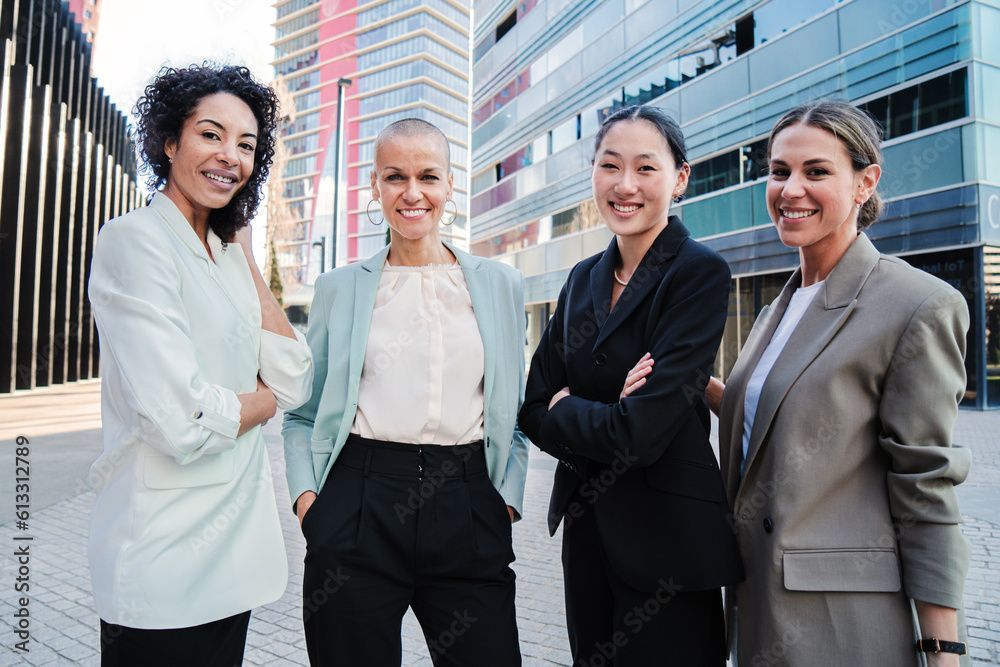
left=473, top=0, right=997, bottom=408
left=986, top=246, right=1000, bottom=407
left=273, top=0, right=472, bottom=294
left=358, top=36, right=467, bottom=71
left=903, top=248, right=980, bottom=407
left=358, top=14, right=466, bottom=50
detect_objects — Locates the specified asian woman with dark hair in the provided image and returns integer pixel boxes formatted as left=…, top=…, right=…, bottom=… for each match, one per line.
left=519, top=105, right=743, bottom=666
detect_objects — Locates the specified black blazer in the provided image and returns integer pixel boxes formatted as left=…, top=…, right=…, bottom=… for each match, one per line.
left=519, top=219, right=744, bottom=592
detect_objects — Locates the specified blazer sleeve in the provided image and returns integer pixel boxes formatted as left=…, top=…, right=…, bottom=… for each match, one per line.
left=539, top=252, right=730, bottom=467
left=258, top=327, right=313, bottom=411
left=517, top=268, right=589, bottom=472
left=497, top=270, right=530, bottom=521
left=877, top=286, right=971, bottom=610
left=281, top=272, right=333, bottom=509
left=88, top=221, right=241, bottom=464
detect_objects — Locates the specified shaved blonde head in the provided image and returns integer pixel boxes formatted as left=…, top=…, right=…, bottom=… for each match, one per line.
left=374, top=118, right=450, bottom=170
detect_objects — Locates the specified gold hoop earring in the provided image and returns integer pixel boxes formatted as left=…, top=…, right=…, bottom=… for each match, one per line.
left=441, top=199, right=458, bottom=226
left=366, top=200, right=384, bottom=226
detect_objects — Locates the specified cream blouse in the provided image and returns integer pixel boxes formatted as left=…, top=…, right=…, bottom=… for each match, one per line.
left=351, top=262, right=486, bottom=445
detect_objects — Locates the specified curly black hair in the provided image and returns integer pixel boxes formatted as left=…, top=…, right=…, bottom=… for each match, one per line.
left=134, top=64, right=279, bottom=241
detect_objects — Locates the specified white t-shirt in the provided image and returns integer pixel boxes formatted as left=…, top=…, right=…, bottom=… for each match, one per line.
left=741, top=280, right=825, bottom=469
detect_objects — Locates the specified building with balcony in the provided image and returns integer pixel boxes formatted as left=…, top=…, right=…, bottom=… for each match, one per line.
left=1, top=0, right=141, bottom=394
left=471, top=0, right=1000, bottom=408
left=271, top=0, right=472, bottom=302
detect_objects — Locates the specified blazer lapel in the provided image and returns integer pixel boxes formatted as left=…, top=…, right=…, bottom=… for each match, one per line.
left=347, top=246, right=390, bottom=396
left=720, top=301, right=780, bottom=506
left=448, top=242, right=496, bottom=416
left=148, top=193, right=252, bottom=326
left=590, top=241, right=616, bottom=331
left=736, top=234, right=881, bottom=495
left=148, top=193, right=209, bottom=260
left=592, top=218, right=690, bottom=350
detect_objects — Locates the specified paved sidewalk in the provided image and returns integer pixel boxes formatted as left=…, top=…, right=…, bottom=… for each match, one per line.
left=1, top=383, right=999, bottom=665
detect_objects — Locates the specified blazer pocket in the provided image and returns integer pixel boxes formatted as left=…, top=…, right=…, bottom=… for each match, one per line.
left=143, top=450, right=235, bottom=489
left=783, top=548, right=901, bottom=593
left=311, top=437, right=335, bottom=485
left=643, top=459, right=723, bottom=503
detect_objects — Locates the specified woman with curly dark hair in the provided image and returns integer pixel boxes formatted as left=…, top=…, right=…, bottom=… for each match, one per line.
left=87, top=64, right=313, bottom=666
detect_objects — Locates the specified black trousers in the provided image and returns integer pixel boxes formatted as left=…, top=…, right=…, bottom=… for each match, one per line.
left=100, top=610, right=251, bottom=667
left=562, top=501, right=725, bottom=667
left=302, top=435, right=521, bottom=666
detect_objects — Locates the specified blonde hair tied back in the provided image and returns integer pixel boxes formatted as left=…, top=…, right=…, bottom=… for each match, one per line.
left=767, top=100, right=885, bottom=231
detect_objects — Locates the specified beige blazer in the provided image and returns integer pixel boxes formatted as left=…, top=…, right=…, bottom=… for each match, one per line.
left=719, top=233, right=971, bottom=666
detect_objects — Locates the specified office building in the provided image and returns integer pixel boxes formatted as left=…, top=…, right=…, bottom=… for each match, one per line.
left=271, top=0, right=472, bottom=302
left=66, top=0, right=101, bottom=47
left=0, top=0, right=141, bottom=395
left=471, top=0, right=1000, bottom=408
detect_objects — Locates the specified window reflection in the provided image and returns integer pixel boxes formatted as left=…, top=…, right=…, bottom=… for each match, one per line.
left=750, top=0, right=834, bottom=46
left=717, top=272, right=793, bottom=381
left=903, top=248, right=979, bottom=407
left=551, top=115, right=581, bottom=154
left=742, top=139, right=769, bottom=182
left=987, top=246, right=1000, bottom=407
left=683, top=68, right=968, bottom=203
left=688, top=151, right=740, bottom=198
left=605, top=0, right=837, bottom=118
left=860, top=69, right=967, bottom=141
left=474, top=68, right=530, bottom=128
left=471, top=200, right=602, bottom=258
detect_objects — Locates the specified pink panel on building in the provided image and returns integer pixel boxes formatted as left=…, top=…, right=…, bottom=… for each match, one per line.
left=308, top=1, right=358, bottom=259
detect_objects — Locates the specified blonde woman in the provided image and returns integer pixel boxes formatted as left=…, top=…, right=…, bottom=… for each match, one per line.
left=707, top=101, right=970, bottom=666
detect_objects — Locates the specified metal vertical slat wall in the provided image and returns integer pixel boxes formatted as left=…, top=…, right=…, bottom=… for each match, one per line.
left=0, top=0, right=139, bottom=394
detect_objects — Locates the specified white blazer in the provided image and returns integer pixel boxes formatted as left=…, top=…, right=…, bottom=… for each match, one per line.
left=87, top=193, right=312, bottom=629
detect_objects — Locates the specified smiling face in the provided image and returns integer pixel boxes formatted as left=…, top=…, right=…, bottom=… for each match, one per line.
left=162, top=92, right=258, bottom=219
left=370, top=132, right=453, bottom=242
left=766, top=122, right=879, bottom=252
left=591, top=119, right=689, bottom=238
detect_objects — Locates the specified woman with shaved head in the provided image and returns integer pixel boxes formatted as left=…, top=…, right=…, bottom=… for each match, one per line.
left=283, top=118, right=528, bottom=665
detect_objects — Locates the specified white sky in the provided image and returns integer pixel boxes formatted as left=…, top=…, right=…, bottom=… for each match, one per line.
left=90, top=0, right=277, bottom=265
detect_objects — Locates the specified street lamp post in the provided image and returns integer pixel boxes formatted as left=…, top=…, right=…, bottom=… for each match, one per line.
left=311, top=235, right=326, bottom=275
left=331, top=77, right=352, bottom=268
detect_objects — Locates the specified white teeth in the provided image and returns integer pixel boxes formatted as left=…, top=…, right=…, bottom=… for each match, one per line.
left=204, top=172, right=235, bottom=184
left=611, top=202, right=639, bottom=213
left=399, top=209, right=428, bottom=218
left=782, top=209, right=817, bottom=219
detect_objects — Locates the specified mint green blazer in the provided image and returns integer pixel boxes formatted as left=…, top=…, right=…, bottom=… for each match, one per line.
left=282, top=242, right=530, bottom=519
